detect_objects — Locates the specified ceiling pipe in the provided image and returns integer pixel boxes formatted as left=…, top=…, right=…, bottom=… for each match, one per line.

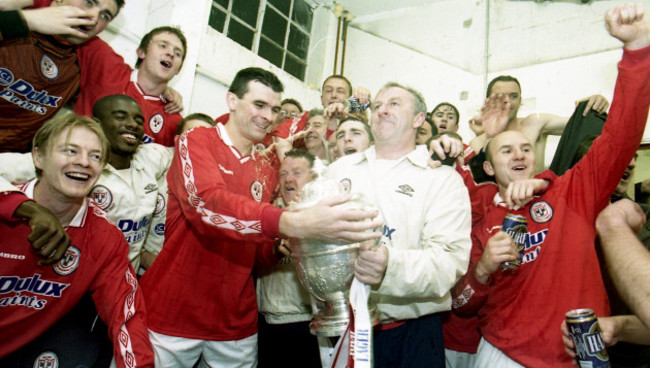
left=483, top=0, right=491, bottom=96
left=333, top=4, right=343, bottom=74
left=340, top=11, right=350, bottom=75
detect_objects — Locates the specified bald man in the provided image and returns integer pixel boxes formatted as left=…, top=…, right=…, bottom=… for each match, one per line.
left=450, top=5, right=650, bottom=366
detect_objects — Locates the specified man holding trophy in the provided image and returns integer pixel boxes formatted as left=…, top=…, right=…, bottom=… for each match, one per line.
left=326, top=82, right=472, bottom=367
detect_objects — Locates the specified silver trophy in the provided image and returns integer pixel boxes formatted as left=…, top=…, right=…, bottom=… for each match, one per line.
left=289, top=160, right=378, bottom=336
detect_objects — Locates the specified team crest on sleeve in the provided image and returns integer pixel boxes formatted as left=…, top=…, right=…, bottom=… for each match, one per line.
left=154, top=193, right=166, bottom=215
left=251, top=180, right=263, bottom=202
left=149, top=113, right=164, bottom=134
left=53, top=246, right=80, bottom=276
left=90, top=185, right=113, bottom=210
left=340, top=178, right=351, bottom=193
left=530, top=201, right=553, bottom=223
left=33, top=351, right=58, bottom=368
left=254, top=143, right=267, bottom=152
left=40, top=55, right=59, bottom=80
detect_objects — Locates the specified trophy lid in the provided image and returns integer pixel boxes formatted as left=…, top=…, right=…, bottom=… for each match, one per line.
left=291, top=159, right=345, bottom=210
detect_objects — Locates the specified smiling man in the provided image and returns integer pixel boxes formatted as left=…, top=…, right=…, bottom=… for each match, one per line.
left=0, top=0, right=124, bottom=152
left=75, top=26, right=188, bottom=146
left=0, top=113, right=153, bottom=367
left=327, top=82, right=472, bottom=367
left=139, top=67, right=381, bottom=367
left=0, top=94, right=172, bottom=365
left=0, top=94, right=174, bottom=270
left=450, top=5, right=650, bottom=366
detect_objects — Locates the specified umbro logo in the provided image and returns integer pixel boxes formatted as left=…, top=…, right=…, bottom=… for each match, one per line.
left=144, top=183, right=158, bottom=193
left=395, top=184, right=414, bottom=197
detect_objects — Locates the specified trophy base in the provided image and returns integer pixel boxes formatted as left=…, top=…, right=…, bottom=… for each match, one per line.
left=309, top=300, right=380, bottom=337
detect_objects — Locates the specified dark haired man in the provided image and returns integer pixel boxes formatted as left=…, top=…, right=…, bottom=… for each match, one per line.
left=74, top=26, right=187, bottom=146
left=0, top=0, right=125, bottom=152
left=279, top=98, right=303, bottom=119
left=430, top=102, right=460, bottom=133
left=335, top=116, right=374, bottom=156
left=303, top=109, right=329, bottom=161
left=416, top=117, right=437, bottom=146
left=176, top=112, right=216, bottom=135
left=139, top=67, right=381, bottom=367
left=254, top=98, right=304, bottom=152
left=451, top=5, right=650, bottom=366
left=469, top=75, right=609, bottom=173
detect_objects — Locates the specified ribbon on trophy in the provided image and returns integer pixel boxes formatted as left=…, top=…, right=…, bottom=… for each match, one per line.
left=330, top=277, right=372, bottom=368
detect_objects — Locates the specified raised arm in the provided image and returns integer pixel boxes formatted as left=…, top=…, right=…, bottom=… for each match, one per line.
left=171, top=129, right=382, bottom=245
left=567, top=3, right=650, bottom=218
left=0, top=0, right=34, bottom=10
left=597, top=199, right=650, bottom=329
left=0, top=5, right=95, bottom=41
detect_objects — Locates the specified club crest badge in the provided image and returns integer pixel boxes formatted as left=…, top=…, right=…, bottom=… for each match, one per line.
left=340, top=178, right=351, bottom=193
left=40, top=55, right=58, bottom=80
left=149, top=114, right=164, bottom=134
left=254, top=143, right=267, bottom=152
left=90, top=185, right=113, bottom=210
left=250, top=180, right=263, bottom=203
left=154, top=193, right=166, bottom=215
left=530, top=201, right=553, bottom=224
left=33, top=351, right=58, bottom=368
left=53, top=246, right=80, bottom=276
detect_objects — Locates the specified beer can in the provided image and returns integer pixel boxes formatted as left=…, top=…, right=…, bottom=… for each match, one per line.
left=346, top=96, right=370, bottom=113
left=500, top=214, right=527, bottom=270
left=566, top=308, right=611, bottom=368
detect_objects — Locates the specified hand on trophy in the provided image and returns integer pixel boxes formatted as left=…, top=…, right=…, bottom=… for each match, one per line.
left=355, top=241, right=388, bottom=285
left=280, top=194, right=383, bottom=244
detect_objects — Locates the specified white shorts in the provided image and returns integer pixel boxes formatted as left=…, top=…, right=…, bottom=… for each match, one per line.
left=148, top=330, right=258, bottom=368
left=473, top=338, right=524, bottom=368
left=444, top=348, right=475, bottom=368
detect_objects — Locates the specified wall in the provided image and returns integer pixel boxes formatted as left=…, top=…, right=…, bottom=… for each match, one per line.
left=341, top=27, right=479, bottom=141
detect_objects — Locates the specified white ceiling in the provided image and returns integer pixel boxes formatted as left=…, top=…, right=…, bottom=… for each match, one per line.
left=326, top=0, right=640, bottom=73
